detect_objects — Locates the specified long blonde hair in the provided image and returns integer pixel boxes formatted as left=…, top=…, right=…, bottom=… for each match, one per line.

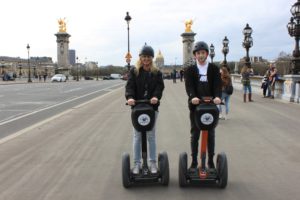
left=134, top=57, right=159, bottom=75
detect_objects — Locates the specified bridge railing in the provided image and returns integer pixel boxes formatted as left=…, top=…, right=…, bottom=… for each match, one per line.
left=231, top=74, right=299, bottom=103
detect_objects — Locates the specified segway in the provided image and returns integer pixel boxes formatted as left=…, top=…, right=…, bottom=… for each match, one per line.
left=122, top=100, right=169, bottom=188
left=179, top=97, right=228, bottom=188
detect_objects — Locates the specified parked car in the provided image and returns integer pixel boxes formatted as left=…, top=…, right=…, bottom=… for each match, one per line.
left=84, top=76, right=94, bottom=80
left=110, top=73, right=122, bottom=79
left=51, top=74, right=67, bottom=82
left=2, top=72, right=15, bottom=81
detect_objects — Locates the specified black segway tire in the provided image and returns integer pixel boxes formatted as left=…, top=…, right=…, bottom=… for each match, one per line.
left=122, top=153, right=131, bottom=188
left=179, top=152, right=188, bottom=187
left=158, top=151, right=169, bottom=186
left=216, top=152, right=228, bottom=189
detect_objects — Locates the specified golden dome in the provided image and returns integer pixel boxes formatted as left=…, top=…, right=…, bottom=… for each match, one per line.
left=156, top=50, right=164, bottom=60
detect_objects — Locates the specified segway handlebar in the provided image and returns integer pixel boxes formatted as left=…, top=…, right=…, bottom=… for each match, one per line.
left=189, top=96, right=224, bottom=105
left=125, top=99, right=160, bottom=106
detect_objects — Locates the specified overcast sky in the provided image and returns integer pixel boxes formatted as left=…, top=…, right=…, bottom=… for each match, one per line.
left=0, top=0, right=295, bottom=66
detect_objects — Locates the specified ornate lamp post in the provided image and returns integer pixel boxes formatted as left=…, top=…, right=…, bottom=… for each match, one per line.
left=287, top=0, right=300, bottom=74
left=18, top=62, right=22, bottom=77
left=242, top=24, right=253, bottom=67
left=76, top=56, right=79, bottom=81
left=124, top=12, right=132, bottom=71
left=96, top=62, right=99, bottom=81
left=26, top=44, right=32, bottom=82
left=222, top=36, right=229, bottom=67
left=33, top=65, right=36, bottom=78
left=209, top=44, right=215, bottom=63
left=1, top=59, right=4, bottom=75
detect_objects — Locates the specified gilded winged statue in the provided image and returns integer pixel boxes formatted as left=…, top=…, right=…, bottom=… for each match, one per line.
left=58, top=18, right=67, bottom=32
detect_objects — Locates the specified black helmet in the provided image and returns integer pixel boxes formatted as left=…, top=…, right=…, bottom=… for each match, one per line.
left=193, top=41, right=209, bottom=54
left=139, top=45, right=154, bottom=57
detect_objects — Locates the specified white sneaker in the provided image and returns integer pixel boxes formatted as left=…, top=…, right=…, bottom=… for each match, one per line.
left=149, top=162, right=158, bottom=174
left=132, top=164, right=140, bottom=175
left=219, top=114, right=223, bottom=119
left=225, top=114, right=229, bottom=120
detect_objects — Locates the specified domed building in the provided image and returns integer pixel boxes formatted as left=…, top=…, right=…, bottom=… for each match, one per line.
left=155, top=50, right=164, bottom=68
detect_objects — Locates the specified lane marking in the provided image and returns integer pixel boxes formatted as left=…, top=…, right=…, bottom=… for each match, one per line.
left=0, top=83, right=124, bottom=126
left=0, top=86, right=123, bottom=145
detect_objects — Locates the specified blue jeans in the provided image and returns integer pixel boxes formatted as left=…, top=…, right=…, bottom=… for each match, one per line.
left=133, top=112, right=158, bottom=165
left=243, top=84, right=252, bottom=94
left=219, top=92, right=230, bottom=114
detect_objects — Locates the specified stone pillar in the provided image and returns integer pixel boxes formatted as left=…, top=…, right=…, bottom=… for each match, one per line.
left=295, top=82, right=300, bottom=103
left=282, top=74, right=300, bottom=102
left=55, top=32, right=71, bottom=75
left=234, top=62, right=239, bottom=74
left=181, top=32, right=196, bottom=67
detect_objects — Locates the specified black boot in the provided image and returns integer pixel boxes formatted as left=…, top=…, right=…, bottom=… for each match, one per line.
left=189, top=156, right=198, bottom=171
left=249, top=93, right=254, bottom=102
left=208, top=155, right=215, bottom=169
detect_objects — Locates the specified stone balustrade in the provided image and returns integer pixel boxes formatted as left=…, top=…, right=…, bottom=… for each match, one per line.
left=231, top=74, right=300, bottom=103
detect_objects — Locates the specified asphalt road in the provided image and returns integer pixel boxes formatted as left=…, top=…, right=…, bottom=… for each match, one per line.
left=0, top=80, right=299, bottom=200
left=0, top=80, right=124, bottom=138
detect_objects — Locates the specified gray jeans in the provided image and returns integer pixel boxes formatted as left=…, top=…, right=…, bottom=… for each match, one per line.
left=133, top=111, right=158, bottom=165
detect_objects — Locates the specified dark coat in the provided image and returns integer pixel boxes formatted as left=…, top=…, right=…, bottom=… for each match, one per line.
left=184, top=62, right=221, bottom=109
left=125, top=67, right=165, bottom=110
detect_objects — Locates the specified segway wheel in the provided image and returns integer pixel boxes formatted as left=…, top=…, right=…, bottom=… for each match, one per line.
left=122, top=153, right=131, bottom=188
left=158, top=151, right=169, bottom=186
left=216, top=152, right=228, bottom=189
left=178, top=152, right=188, bottom=187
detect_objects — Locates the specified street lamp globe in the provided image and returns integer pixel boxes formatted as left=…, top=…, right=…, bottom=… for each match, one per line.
left=287, top=17, right=296, bottom=36
left=125, top=12, right=132, bottom=24
left=222, top=36, right=229, bottom=65
left=209, top=44, right=215, bottom=63
left=243, top=23, right=253, bottom=38
left=291, top=0, right=300, bottom=17
left=222, top=36, right=229, bottom=46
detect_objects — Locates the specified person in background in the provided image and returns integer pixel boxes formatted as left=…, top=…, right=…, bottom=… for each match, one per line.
left=219, top=66, right=232, bottom=120
left=268, top=63, right=278, bottom=99
left=241, top=65, right=254, bottom=102
left=261, top=71, right=269, bottom=98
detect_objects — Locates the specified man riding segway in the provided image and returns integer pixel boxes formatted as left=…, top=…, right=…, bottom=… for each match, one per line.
left=179, top=41, right=227, bottom=188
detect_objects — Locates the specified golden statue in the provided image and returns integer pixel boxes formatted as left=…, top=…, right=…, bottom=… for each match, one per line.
left=58, top=18, right=67, bottom=32
left=185, top=19, right=193, bottom=33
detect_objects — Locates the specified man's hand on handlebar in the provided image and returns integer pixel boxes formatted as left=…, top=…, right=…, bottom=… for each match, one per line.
left=150, top=97, right=158, bottom=105
left=127, top=98, right=135, bottom=106
left=191, top=97, right=221, bottom=105
left=213, top=97, right=221, bottom=105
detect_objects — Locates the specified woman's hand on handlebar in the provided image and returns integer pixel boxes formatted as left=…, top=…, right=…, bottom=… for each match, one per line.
left=191, top=97, right=200, bottom=105
left=213, top=97, right=221, bottom=105
left=150, top=97, right=158, bottom=105
left=127, top=98, right=135, bottom=106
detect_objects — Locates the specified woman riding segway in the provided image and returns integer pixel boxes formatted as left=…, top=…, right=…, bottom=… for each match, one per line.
left=122, top=44, right=169, bottom=187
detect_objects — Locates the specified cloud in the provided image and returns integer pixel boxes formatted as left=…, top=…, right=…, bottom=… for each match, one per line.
left=0, top=0, right=295, bottom=66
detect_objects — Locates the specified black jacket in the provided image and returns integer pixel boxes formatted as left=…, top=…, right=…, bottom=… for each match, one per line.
left=184, top=62, right=221, bottom=109
left=125, top=67, right=165, bottom=110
